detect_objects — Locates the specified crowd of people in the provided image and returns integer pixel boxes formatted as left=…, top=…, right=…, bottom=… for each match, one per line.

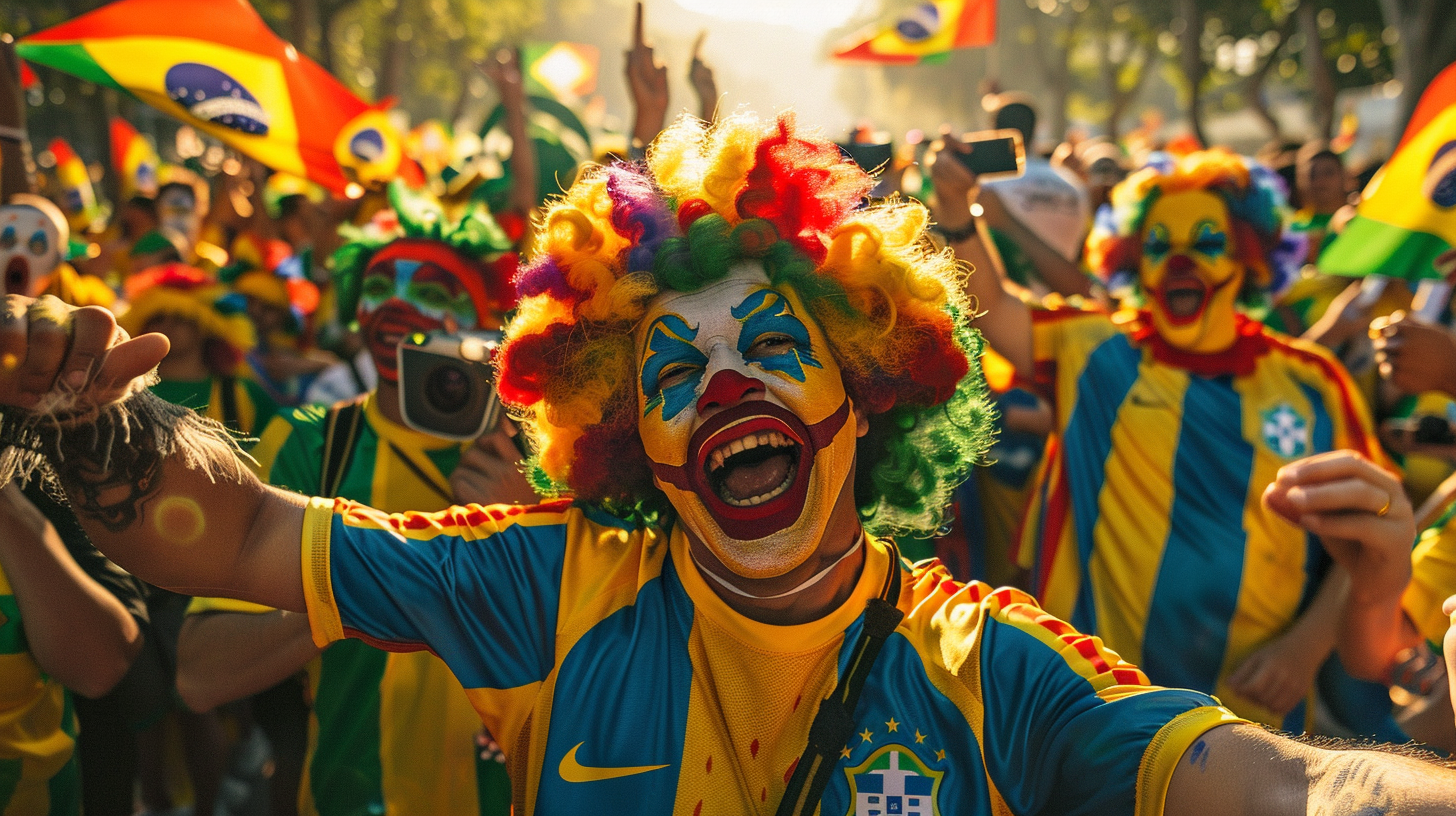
left=0, top=4, right=1455, bottom=815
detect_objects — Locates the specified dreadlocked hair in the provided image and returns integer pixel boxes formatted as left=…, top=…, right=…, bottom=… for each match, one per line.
left=498, top=112, right=995, bottom=539
left=330, top=180, right=517, bottom=320
left=1085, top=149, right=1302, bottom=304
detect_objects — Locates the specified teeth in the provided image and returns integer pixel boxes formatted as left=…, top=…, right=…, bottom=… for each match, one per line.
left=704, top=429, right=799, bottom=475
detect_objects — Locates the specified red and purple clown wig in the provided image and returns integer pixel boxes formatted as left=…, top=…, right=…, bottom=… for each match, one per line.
left=498, top=112, right=994, bottom=537
left=1086, top=149, right=1302, bottom=300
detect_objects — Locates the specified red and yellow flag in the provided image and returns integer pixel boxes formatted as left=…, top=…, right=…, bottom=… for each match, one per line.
left=46, top=137, right=103, bottom=231
left=1322, top=61, right=1456, bottom=280
left=17, top=0, right=400, bottom=194
left=109, top=117, right=160, bottom=200
left=833, top=0, right=996, bottom=65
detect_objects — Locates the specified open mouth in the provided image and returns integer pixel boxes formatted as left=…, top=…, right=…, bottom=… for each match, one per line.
left=690, top=407, right=810, bottom=525
left=650, top=398, right=851, bottom=541
left=706, top=426, right=801, bottom=507
left=1155, top=255, right=1209, bottom=325
left=4, top=257, right=30, bottom=296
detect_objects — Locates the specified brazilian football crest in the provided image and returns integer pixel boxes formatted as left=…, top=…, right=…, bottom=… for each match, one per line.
left=843, top=744, right=943, bottom=816
left=1259, top=402, right=1310, bottom=459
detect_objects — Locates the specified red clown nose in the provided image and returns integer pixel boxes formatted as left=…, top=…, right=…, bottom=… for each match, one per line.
left=697, top=370, right=765, bottom=415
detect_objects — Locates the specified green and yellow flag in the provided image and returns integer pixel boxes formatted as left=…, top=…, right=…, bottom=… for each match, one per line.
left=18, top=0, right=401, bottom=194
left=1323, top=61, right=1456, bottom=280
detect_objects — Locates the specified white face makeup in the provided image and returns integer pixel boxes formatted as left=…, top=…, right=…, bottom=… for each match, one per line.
left=636, top=262, right=858, bottom=579
left=0, top=205, right=63, bottom=297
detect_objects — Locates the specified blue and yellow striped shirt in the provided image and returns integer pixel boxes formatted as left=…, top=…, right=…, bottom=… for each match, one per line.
left=1020, top=309, right=1385, bottom=728
left=301, top=497, right=1239, bottom=815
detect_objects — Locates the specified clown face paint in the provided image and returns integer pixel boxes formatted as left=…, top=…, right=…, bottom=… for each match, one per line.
left=637, top=262, right=858, bottom=579
left=0, top=205, right=63, bottom=297
left=1139, top=190, right=1246, bottom=353
left=358, top=241, right=494, bottom=381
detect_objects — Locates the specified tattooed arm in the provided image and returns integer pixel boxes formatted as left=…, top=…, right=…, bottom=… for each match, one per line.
left=0, top=296, right=306, bottom=611
left=1165, top=723, right=1456, bottom=815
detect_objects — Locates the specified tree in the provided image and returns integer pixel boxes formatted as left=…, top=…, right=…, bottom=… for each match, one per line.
left=1375, top=0, right=1456, bottom=135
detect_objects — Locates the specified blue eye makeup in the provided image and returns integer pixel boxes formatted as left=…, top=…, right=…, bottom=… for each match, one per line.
left=732, top=289, right=822, bottom=382
left=1143, top=223, right=1172, bottom=264
left=1191, top=220, right=1227, bottom=260
left=641, top=314, right=707, bottom=420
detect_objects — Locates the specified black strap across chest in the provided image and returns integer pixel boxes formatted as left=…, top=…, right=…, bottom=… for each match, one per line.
left=319, top=397, right=367, bottom=498
left=774, top=541, right=906, bottom=816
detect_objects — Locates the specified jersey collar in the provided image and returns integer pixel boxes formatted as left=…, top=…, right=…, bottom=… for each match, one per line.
left=669, top=523, right=894, bottom=653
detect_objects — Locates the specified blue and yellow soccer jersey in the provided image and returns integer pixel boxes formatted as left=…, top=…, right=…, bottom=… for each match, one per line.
left=301, top=497, right=1241, bottom=815
left=1018, top=309, right=1386, bottom=728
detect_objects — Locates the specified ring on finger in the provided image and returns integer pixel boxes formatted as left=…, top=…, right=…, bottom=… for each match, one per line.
left=1376, top=491, right=1392, bottom=518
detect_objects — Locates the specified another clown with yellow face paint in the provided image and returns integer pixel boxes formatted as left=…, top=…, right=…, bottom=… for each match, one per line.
left=946, top=146, right=1390, bottom=732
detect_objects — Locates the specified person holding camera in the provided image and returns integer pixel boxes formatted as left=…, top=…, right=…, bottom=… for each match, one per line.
left=175, top=183, right=535, bottom=816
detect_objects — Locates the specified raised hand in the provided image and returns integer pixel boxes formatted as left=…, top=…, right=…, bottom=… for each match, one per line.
left=1263, top=449, right=1414, bottom=606
left=688, top=31, right=717, bottom=122
left=0, top=296, right=168, bottom=414
left=450, top=419, right=538, bottom=507
left=625, top=1, right=669, bottom=147
left=1370, top=309, right=1456, bottom=398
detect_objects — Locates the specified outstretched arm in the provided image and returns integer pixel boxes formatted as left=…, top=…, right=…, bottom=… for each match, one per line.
left=1166, top=723, right=1456, bottom=816
left=924, top=130, right=1034, bottom=374
left=482, top=48, right=537, bottom=217
left=0, top=483, right=141, bottom=698
left=0, top=297, right=307, bottom=612
left=177, top=609, right=319, bottom=712
left=625, top=2, right=669, bottom=153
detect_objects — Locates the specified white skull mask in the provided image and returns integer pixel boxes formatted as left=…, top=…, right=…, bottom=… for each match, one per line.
left=0, top=202, right=65, bottom=297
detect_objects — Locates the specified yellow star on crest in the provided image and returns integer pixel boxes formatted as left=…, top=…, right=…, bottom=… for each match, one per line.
left=859, top=728, right=874, bottom=744
left=885, top=718, right=899, bottom=733
left=935, top=749, right=947, bottom=762
left=840, top=746, right=852, bottom=759
left=914, top=730, right=927, bottom=744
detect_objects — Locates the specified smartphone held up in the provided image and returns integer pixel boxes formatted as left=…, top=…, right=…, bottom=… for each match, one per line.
left=954, top=128, right=1026, bottom=181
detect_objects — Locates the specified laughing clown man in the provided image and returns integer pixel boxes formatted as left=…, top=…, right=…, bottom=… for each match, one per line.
left=935, top=145, right=1390, bottom=731
left=0, top=114, right=1453, bottom=816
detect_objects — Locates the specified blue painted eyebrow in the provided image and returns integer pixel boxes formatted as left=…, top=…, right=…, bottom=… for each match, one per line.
left=641, top=313, right=707, bottom=419
left=732, top=288, right=821, bottom=381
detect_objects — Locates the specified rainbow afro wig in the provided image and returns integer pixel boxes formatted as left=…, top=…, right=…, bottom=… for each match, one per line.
left=1086, top=149, right=1302, bottom=300
left=498, top=112, right=994, bottom=538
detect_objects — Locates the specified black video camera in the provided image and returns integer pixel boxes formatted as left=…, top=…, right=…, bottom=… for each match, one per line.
left=397, top=330, right=506, bottom=441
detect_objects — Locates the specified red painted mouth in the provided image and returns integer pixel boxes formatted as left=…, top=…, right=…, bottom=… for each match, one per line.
left=651, top=399, right=851, bottom=541
left=4, top=257, right=31, bottom=296
left=362, top=304, right=440, bottom=382
left=1153, top=254, right=1210, bottom=326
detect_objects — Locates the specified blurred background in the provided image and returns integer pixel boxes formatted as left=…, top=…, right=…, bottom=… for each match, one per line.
left=3, top=0, right=1453, bottom=201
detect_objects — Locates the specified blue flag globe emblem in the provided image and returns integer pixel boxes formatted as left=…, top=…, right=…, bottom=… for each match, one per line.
left=164, top=63, right=270, bottom=136
left=895, top=3, right=942, bottom=43
left=1427, top=141, right=1456, bottom=208
left=349, top=128, right=386, bottom=163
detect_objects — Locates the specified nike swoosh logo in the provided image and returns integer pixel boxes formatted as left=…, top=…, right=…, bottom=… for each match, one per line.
left=558, top=742, right=670, bottom=783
